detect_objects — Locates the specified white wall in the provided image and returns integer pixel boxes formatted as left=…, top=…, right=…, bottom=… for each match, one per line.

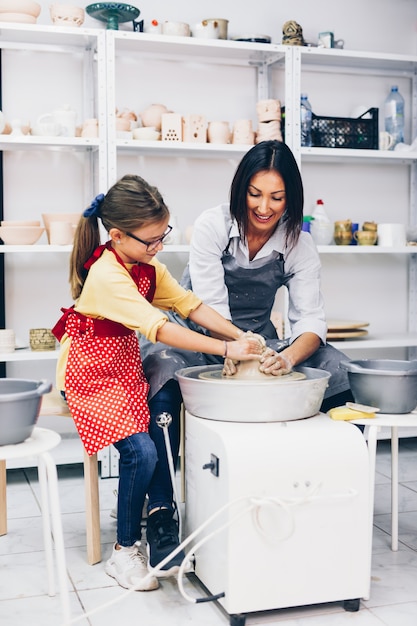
left=2, top=0, right=417, bottom=375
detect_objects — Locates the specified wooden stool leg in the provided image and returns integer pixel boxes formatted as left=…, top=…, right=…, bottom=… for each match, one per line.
left=83, top=451, right=101, bottom=565
left=0, top=460, right=7, bottom=536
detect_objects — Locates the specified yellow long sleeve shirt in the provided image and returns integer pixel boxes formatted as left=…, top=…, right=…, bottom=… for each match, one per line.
left=56, top=249, right=201, bottom=390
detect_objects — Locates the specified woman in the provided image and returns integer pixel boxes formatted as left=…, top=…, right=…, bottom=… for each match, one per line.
left=140, top=140, right=353, bottom=575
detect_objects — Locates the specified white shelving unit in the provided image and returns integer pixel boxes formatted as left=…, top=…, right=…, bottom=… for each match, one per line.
left=0, top=24, right=107, bottom=466
left=2, top=28, right=417, bottom=463
left=284, top=45, right=417, bottom=358
left=105, top=31, right=290, bottom=185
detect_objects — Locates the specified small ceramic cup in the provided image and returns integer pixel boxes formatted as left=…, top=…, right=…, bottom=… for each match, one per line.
left=49, top=221, right=75, bottom=245
left=207, top=121, right=231, bottom=144
left=354, top=230, right=377, bottom=245
left=192, top=20, right=220, bottom=39
left=232, top=120, right=255, bottom=145
left=334, top=230, right=353, bottom=245
left=379, top=131, right=395, bottom=151
left=0, top=329, right=16, bottom=353
left=362, top=221, right=378, bottom=232
left=29, top=328, right=57, bottom=352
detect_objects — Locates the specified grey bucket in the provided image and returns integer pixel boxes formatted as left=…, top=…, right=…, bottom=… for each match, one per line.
left=0, top=379, right=52, bottom=445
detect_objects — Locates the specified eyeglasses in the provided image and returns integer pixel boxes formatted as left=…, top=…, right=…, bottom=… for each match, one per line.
left=126, top=225, right=173, bottom=251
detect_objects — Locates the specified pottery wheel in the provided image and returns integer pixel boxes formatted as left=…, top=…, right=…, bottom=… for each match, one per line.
left=198, top=369, right=306, bottom=382
left=86, top=3, right=140, bottom=29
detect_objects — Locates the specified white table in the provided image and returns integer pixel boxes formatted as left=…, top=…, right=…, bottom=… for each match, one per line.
left=351, top=412, right=417, bottom=551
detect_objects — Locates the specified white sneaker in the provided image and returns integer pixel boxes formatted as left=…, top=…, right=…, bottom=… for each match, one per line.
left=105, top=543, right=159, bottom=591
left=110, top=489, right=118, bottom=519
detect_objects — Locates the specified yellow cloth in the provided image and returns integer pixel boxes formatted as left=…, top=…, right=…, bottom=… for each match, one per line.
left=56, top=249, right=202, bottom=391
left=328, top=406, right=376, bottom=421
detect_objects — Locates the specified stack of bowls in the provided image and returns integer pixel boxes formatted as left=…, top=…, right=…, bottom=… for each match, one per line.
left=0, top=220, right=44, bottom=245
left=0, top=0, right=41, bottom=24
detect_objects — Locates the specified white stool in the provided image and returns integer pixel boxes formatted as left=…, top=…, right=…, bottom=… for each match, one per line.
left=0, top=427, right=71, bottom=623
left=351, top=413, right=417, bottom=551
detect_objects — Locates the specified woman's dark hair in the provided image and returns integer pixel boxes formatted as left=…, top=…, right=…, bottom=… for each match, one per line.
left=70, top=174, right=169, bottom=299
left=229, top=140, right=304, bottom=248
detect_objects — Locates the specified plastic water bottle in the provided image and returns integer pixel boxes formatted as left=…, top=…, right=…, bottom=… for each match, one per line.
left=300, top=93, right=313, bottom=147
left=384, top=85, right=405, bottom=148
left=312, top=199, right=330, bottom=222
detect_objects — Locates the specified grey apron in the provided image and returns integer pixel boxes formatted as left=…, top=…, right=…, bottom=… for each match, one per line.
left=140, top=240, right=350, bottom=401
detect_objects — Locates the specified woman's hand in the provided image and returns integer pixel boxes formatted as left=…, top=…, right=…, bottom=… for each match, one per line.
left=222, top=357, right=239, bottom=376
left=259, top=348, right=293, bottom=376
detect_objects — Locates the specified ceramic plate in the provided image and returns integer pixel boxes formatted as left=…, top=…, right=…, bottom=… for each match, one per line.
left=327, top=319, right=370, bottom=330
left=86, top=3, right=140, bottom=22
left=327, top=329, right=369, bottom=340
left=232, top=34, right=271, bottom=43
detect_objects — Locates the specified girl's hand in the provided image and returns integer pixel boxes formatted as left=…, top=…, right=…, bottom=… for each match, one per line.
left=259, top=348, right=293, bottom=376
left=225, top=335, right=263, bottom=362
left=222, top=331, right=265, bottom=375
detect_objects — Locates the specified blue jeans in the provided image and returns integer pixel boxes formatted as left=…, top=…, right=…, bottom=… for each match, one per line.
left=147, top=380, right=182, bottom=512
left=113, top=432, right=158, bottom=546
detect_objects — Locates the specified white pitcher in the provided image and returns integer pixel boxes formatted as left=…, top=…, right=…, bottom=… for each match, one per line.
left=52, top=105, right=76, bottom=137
left=37, top=105, right=76, bottom=137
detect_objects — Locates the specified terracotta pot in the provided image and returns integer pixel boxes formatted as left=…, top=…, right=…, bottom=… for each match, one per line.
left=207, top=121, right=231, bottom=144
left=50, top=4, right=85, bottom=27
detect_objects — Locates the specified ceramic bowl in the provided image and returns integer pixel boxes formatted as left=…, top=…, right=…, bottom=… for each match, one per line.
left=42, top=212, right=80, bottom=243
left=0, top=225, right=44, bottom=245
left=162, top=21, right=190, bottom=37
left=0, top=379, right=52, bottom=445
left=50, top=4, right=85, bottom=27
left=132, top=126, right=160, bottom=141
left=0, top=12, right=37, bottom=23
left=0, top=0, right=41, bottom=17
left=1, top=220, right=40, bottom=227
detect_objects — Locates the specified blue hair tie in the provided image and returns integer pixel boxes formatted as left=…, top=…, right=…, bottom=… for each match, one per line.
left=83, top=193, right=105, bottom=218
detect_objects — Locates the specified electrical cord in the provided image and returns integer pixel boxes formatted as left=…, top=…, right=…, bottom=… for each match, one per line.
left=63, top=482, right=357, bottom=624
left=62, top=411, right=359, bottom=624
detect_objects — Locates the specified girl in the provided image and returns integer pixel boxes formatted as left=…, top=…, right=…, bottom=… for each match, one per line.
left=52, top=174, right=262, bottom=591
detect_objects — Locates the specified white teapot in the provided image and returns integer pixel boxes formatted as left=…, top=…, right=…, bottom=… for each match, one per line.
left=36, top=104, right=76, bottom=137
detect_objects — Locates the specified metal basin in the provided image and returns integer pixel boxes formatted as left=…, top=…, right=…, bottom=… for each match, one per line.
left=340, top=359, right=417, bottom=414
left=176, top=365, right=330, bottom=422
left=0, top=379, right=52, bottom=445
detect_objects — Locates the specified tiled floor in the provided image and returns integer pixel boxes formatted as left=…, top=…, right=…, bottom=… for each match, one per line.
left=1, top=435, right=416, bottom=626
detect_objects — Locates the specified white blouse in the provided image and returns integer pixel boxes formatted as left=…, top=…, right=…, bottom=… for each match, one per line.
left=189, top=203, right=327, bottom=343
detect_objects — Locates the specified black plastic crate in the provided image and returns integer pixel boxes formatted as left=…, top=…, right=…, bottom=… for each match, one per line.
left=311, top=107, right=379, bottom=149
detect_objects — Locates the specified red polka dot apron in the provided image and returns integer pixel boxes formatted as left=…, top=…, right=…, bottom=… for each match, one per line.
left=52, top=243, right=156, bottom=456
